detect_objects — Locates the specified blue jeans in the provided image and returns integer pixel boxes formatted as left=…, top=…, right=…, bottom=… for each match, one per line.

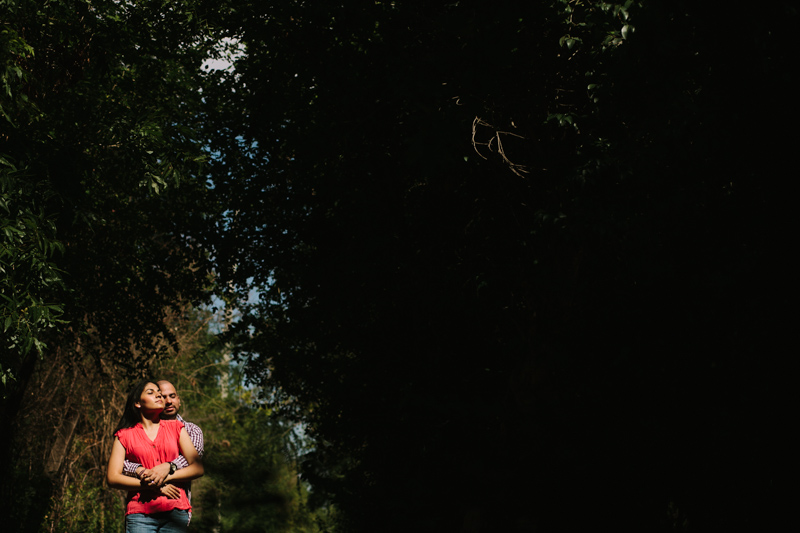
left=125, top=510, right=189, bottom=533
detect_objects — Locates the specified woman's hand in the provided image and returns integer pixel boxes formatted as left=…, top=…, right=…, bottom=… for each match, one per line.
left=139, top=483, right=181, bottom=501
left=137, top=463, right=172, bottom=486
left=159, top=484, right=181, bottom=499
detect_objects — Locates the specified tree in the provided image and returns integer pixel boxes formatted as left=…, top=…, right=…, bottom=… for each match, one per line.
left=1, top=4, right=67, bottom=390
left=1, top=0, right=228, bottom=527
left=207, top=1, right=796, bottom=530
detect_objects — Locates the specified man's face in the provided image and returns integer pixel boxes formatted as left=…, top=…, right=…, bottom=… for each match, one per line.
left=158, top=381, right=181, bottom=419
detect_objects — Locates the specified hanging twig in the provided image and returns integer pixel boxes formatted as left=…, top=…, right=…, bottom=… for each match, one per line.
left=472, top=116, right=530, bottom=177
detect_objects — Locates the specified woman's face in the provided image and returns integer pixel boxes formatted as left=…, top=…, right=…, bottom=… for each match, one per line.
left=135, top=382, right=164, bottom=412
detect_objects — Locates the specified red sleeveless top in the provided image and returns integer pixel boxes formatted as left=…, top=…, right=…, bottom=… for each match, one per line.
left=115, top=419, right=190, bottom=515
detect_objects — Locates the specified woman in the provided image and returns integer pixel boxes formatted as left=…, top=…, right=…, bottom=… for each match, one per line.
left=107, top=380, right=204, bottom=532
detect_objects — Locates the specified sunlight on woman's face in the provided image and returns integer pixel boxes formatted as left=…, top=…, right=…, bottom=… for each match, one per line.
left=136, top=383, right=164, bottom=411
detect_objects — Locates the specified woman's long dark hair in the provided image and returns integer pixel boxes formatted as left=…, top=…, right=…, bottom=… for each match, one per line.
left=112, top=379, right=157, bottom=436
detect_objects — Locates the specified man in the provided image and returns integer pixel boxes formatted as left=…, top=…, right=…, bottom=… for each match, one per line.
left=122, top=380, right=204, bottom=519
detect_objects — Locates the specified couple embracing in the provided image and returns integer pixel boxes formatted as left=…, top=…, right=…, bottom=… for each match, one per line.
left=106, top=379, right=204, bottom=532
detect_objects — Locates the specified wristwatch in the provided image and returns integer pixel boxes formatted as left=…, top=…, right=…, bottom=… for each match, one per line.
left=168, top=462, right=177, bottom=475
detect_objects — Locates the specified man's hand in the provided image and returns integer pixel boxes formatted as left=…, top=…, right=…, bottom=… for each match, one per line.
left=159, top=484, right=181, bottom=499
left=138, top=462, right=172, bottom=486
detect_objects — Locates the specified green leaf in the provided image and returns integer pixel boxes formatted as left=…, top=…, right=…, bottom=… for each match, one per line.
left=622, top=25, right=633, bottom=39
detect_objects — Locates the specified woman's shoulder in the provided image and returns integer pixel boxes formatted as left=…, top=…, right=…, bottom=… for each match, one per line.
left=114, top=423, right=139, bottom=441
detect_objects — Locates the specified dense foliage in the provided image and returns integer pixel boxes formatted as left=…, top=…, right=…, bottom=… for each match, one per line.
left=206, top=1, right=795, bottom=531
left=1, top=0, right=222, bottom=528
left=2, top=0, right=219, bottom=397
left=2, top=0, right=795, bottom=531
